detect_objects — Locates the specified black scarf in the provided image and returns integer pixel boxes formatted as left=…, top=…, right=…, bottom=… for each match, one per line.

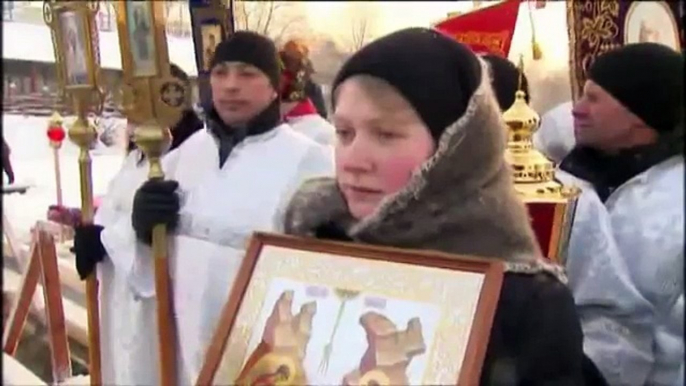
left=560, top=131, right=683, bottom=202
left=205, top=99, right=281, bottom=167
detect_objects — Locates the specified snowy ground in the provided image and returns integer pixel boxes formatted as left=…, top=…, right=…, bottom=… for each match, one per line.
left=3, top=113, right=127, bottom=245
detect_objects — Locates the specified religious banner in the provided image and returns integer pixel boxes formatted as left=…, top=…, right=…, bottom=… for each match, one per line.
left=567, top=0, right=683, bottom=100
left=188, top=0, right=234, bottom=110
left=434, top=0, right=521, bottom=58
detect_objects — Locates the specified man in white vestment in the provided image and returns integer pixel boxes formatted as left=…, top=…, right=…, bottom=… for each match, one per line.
left=278, top=39, right=335, bottom=146
left=553, top=43, right=684, bottom=386
left=65, top=64, right=202, bottom=385
left=72, top=32, right=334, bottom=385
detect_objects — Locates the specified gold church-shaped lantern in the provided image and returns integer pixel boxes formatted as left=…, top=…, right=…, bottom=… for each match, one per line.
left=503, top=56, right=580, bottom=264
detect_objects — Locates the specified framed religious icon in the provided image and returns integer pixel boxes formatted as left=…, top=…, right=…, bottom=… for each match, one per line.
left=189, top=0, right=234, bottom=109
left=46, top=3, right=98, bottom=90
left=624, top=1, right=681, bottom=51
left=115, top=1, right=173, bottom=123
left=196, top=233, right=504, bottom=385
left=125, top=1, right=158, bottom=77
left=190, top=0, right=233, bottom=74
left=201, top=23, right=222, bottom=71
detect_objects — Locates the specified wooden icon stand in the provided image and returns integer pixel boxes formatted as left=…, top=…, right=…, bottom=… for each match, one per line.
left=3, top=223, right=73, bottom=384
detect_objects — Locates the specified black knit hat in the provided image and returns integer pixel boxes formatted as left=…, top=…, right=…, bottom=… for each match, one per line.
left=210, top=31, right=280, bottom=90
left=481, top=54, right=530, bottom=111
left=332, top=27, right=481, bottom=141
left=589, top=43, right=683, bottom=134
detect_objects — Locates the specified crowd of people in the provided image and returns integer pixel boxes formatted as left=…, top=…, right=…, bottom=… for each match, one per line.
left=8, top=25, right=683, bottom=386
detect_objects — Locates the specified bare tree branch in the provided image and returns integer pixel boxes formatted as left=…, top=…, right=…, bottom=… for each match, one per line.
left=348, top=17, right=370, bottom=52
left=232, top=1, right=299, bottom=40
left=340, top=2, right=377, bottom=53
left=272, top=15, right=305, bottom=42
left=261, top=1, right=277, bottom=36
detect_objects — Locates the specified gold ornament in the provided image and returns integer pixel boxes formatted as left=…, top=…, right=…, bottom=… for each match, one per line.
left=503, top=56, right=579, bottom=263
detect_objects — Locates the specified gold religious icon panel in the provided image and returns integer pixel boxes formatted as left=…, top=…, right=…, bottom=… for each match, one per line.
left=43, top=1, right=100, bottom=93
left=115, top=0, right=185, bottom=128
left=197, top=233, right=505, bottom=386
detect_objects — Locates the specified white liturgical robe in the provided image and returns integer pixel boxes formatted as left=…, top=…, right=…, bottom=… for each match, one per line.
left=95, top=124, right=334, bottom=385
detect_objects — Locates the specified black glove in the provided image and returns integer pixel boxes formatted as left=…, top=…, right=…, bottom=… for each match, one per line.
left=131, top=179, right=180, bottom=245
left=72, top=224, right=106, bottom=280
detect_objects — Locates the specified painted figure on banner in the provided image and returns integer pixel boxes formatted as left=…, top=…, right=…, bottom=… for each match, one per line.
left=624, top=2, right=681, bottom=51
left=639, top=19, right=661, bottom=44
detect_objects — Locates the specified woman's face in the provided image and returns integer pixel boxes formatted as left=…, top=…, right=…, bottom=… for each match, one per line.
left=333, top=76, right=435, bottom=220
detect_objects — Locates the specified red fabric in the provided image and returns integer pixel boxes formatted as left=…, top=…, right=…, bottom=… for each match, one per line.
left=285, top=99, right=317, bottom=119
left=434, top=0, right=521, bottom=58
left=526, top=202, right=556, bottom=260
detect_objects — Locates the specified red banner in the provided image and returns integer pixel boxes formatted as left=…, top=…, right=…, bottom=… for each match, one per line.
left=434, top=0, right=521, bottom=58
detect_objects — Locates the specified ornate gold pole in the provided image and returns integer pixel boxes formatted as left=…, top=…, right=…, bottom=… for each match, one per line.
left=135, top=120, right=176, bottom=386
left=44, top=2, right=104, bottom=384
left=115, top=3, right=185, bottom=384
left=70, top=100, right=103, bottom=386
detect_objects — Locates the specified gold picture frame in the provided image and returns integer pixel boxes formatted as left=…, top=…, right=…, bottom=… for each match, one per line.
left=196, top=233, right=504, bottom=386
left=44, top=1, right=100, bottom=93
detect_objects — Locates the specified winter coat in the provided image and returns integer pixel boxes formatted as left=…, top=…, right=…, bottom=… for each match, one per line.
left=280, top=60, right=593, bottom=385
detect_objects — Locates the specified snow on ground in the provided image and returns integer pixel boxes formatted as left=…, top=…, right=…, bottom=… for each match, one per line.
left=3, top=114, right=126, bottom=245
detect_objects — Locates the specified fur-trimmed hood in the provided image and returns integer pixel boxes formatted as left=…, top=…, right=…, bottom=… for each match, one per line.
left=282, top=58, right=566, bottom=280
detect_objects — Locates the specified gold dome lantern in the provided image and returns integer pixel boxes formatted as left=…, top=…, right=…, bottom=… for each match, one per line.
left=503, top=56, right=579, bottom=264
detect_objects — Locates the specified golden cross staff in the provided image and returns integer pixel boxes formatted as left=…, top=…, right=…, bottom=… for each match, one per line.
left=43, top=1, right=105, bottom=384
left=115, top=2, right=187, bottom=385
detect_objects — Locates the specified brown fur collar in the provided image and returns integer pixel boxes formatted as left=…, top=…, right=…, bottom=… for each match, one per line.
left=283, top=59, right=566, bottom=281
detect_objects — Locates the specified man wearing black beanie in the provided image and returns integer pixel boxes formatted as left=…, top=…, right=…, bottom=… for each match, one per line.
left=74, top=31, right=334, bottom=384
left=557, top=43, right=684, bottom=386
